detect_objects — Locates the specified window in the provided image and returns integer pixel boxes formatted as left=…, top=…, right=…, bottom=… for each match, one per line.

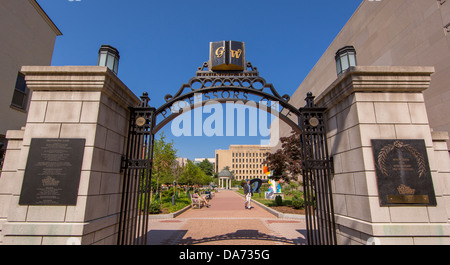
left=11, top=73, right=29, bottom=111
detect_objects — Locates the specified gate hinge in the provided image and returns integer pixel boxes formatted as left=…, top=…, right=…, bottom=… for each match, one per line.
left=120, top=156, right=128, bottom=173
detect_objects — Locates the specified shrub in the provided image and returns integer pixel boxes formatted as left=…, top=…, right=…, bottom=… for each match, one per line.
left=149, top=201, right=161, bottom=214
left=291, top=191, right=305, bottom=209
left=275, top=195, right=283, bottom=206
left=292, top=196, right=304, bottom=209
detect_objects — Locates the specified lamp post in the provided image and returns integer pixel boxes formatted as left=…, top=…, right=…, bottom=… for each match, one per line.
left=172, top=180, right=176, bottom=206
left=335, top=46, right=357, bottom=76
left=98, top=45, right=120, bottom=75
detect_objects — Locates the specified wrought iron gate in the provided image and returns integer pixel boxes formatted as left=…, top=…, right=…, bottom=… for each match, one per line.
left=117, top=53, right=337, bottom=245
left=299, top=93, right=337, bottom=245
left=118, top=93, right=156, bottom=245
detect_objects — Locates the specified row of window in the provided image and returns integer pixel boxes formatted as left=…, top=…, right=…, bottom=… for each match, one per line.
left=232, top=163, right=262, bottom=169
left=235, top=175, right=269, bottom=181
left=233, top=169, right=264, bottom=175
left=232, top=152, right=268, bottom=158
left=232, top=158, right=265, bottom=163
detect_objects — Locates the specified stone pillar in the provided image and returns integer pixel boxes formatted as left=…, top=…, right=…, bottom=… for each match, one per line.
left=316, top=66, right=450, bottom=245
left=0, top=66, right=139, bottom=245
left=431, top=131, right=450, bottom=225
left=0, top=129, right=25, bottom=244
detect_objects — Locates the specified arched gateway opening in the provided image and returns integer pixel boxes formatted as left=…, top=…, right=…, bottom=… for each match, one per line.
left=117, top=41, right=336, bottom=245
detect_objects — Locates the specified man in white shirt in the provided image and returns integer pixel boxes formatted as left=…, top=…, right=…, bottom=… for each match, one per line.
left=243, top=180, right=253, bottom=210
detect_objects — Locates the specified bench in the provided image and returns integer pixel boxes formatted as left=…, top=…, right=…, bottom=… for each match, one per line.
left=190, top=194, right=202, bottom=209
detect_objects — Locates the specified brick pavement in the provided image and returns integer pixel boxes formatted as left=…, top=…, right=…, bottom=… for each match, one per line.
left=147, top=190, right=307, bottom=245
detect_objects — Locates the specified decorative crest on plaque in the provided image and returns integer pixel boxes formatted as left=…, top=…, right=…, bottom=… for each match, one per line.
left=376, top=140, right=427, bottom=178
left=42, top=176, right=60, bottom=187
left=397, top=184, right=416, bottom=195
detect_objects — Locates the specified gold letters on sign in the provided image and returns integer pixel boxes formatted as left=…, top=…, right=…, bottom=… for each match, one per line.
left=210, top=41, right=245, bottom=71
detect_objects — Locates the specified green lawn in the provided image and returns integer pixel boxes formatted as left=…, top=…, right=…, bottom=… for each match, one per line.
left=235, top=190, right=294, bottom=207
left=148, top=193, right=192, bottom=214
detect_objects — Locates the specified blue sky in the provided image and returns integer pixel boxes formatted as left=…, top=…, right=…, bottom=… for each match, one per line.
left=38, top=0, right=362, bottom=160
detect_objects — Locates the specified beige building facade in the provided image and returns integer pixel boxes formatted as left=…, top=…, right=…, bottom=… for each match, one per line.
left=215, top=145, right=271, bottom=181
left=0, top=0, right=61, bottom=156
left=280, top=0, right=450, bottom=149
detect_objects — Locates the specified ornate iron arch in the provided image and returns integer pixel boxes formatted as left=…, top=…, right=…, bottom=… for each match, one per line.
left=150, top=61, right=302, bottom=134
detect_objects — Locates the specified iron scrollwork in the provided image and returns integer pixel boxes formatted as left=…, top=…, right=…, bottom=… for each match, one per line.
left=164, top=62, right=291, bottom=103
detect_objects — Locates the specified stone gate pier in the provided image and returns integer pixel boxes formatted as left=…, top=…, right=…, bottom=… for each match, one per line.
left=316, top=66, right=450, bottom=245
left=0, top=66, right=139, bottom=245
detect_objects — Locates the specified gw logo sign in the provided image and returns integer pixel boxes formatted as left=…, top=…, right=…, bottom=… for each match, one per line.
left=210, top=41, right=246, bottom=71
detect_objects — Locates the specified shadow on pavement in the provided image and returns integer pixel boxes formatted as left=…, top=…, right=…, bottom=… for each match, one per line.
left=177, top=229, right=307, bottom=245
left=146, top=230, right=188, bottom=245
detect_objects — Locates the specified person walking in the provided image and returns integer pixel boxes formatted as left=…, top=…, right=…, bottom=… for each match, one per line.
left=243, top=180, right=253, bottom=210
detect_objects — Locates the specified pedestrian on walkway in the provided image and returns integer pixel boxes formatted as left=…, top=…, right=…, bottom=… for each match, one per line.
left=243, top=180, right=253, bottom=210
left=194, top=190, right=210, bottom=208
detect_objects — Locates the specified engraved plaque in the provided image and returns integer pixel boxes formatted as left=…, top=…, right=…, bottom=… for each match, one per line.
left=19, top=139, right=85, bottom=206
left=372, top=139, right=436, bottom=206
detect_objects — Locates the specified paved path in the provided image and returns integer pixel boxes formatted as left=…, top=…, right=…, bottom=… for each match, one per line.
left=147, top=190, right=307, bottom=245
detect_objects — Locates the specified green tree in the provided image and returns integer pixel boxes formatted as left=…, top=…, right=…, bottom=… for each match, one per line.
left=179, top=161, right=210, bottom=187
left=151, top=132, right=177, bottom=201
left=198, top=159, right=214, bottom=176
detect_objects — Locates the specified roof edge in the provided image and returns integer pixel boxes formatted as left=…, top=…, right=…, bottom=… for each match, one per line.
left=29, top=0, right=63, bottom=36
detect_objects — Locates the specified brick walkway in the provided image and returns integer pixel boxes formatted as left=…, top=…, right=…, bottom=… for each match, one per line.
left=147, top=190, right=307, bottom=245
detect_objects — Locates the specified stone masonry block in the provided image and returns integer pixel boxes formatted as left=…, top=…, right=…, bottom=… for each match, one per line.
left=408, top=102, right=430, bottom=124
left=26, top=101, right=47, bottom=123
left=59, top=123, right=99, bottom=147
left=22, top=123, right=61, bottom=146
left=389, top=206, right=430, bottom=223
left=346, top=195, right=372, bottom=222
left=26, top=206, right=67, bottom=222
left=30, top=91, right=102, bottom=102
left=355, top=102, right=377, bottom=124
left=45, top=101, right=82, bottom=123
left=334, top=173, right=356, bottom=195
left=340, top=148, right=365, bottom=173
left=80, top=101, right=101, bottom=123
left=374, top=102, right=411, bottom=124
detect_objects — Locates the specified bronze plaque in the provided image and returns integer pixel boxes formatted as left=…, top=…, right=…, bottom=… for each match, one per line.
left=372, top=140, right=437, bottom=207
left=19, top=139, right=85, bottom=206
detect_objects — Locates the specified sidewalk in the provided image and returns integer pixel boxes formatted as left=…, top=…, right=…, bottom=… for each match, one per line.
left=147, top=190, right=307, bottom=245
